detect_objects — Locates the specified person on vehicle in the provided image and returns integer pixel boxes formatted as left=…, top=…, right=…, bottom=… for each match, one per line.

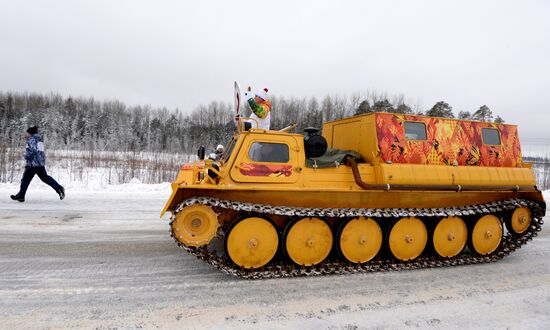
left=214, top=144, right=224, bottom=160
left=209, top=144, right=225, bottom=161
left=10, top=126, right=65, bottom=202
left=236, top=86, right=271, bottom=130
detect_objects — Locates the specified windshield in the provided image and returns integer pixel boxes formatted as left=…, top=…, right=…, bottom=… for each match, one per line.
left=222, top=137, right=237, bottom=163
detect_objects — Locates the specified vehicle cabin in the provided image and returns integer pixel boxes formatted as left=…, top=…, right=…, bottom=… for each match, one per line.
left=323, top=112, right=524, bottom=168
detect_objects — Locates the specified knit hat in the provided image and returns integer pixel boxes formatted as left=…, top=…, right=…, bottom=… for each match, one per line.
left=255, top=88, right=269, bottom=101
left=26, top=126, right=38, bottom=135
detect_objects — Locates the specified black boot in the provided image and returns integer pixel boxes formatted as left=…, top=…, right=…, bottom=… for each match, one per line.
left=57, top=186, right=65, bottom=200
left=10, top=194, right=25, bottom=202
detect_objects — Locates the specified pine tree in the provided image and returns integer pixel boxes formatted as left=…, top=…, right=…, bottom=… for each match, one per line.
left=394, top=103, right=413, bottom=114
left=458, top=111, right=471, bottom=119
left=472, top=105, right=493, bottom=122
left=354, top=100, right=371, bottom=115
left=426, top=101, right=454, bottom=118
left=371, top=99, right=394, bottom=113
left=494, top=115, right=505, bottom=124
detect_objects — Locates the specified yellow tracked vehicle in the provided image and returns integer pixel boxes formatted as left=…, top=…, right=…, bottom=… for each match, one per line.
left=161, top=112, right=545, bottom=279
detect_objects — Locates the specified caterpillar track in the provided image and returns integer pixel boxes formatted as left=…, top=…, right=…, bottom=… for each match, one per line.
left=169, top=197, right=545, bottom=280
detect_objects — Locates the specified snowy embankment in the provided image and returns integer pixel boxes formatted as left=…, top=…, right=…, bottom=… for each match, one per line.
left=0, top=168, right=171, bottom=193
left=1, top=149, right=193, bottom=185
left=0, top=165, right=173, bottom=207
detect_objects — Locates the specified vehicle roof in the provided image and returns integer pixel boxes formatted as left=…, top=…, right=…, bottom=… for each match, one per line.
left=324, top=112, right=516, bottom=127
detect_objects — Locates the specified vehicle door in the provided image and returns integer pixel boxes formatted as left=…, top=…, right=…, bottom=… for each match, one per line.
left=230, top=135, right=300, bottom=183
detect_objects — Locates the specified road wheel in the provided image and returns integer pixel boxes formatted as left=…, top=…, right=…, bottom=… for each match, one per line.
left=172, top=205, right=219, bottom=247
left=432, top=216, right=467, bottom=258
left=225, top=217, right=279, bottom=269
left=284, top=217, right=333, bottom=266
left=337, top=217, right=382, bottom=263
left=505, top=207, right=531, bottom=235
left=469, top=214, right=503, bottom=255
left=388, top=217, right=427, bottom=261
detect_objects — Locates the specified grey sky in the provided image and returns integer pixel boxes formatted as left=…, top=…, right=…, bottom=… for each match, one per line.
left=1, top=0, right=549, bottom=138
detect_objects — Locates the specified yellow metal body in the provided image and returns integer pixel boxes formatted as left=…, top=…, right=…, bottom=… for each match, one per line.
left=161, top=126, right=541, bottom=217
left=323, top=114, right=378, bottom=163
left=161, top=113, right=544, bottom=259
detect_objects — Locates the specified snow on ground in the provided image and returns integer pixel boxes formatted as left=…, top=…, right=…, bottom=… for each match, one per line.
left=1, top=168, right=171, bottom=194
left=0, top=182, right=549, bottom=329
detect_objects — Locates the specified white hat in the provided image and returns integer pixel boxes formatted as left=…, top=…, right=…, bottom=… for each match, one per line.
left=216, top=144, right=224, bottom=151
left=255, top=88, right=269, bottom=100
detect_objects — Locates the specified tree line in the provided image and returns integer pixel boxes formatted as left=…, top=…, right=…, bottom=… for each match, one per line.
left=354, top=99, right=503, bottom=123
left=0, top=91, right=504, bottom=155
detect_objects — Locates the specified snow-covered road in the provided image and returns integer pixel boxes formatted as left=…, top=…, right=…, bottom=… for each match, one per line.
left=1, top=184, right=549, bottom=329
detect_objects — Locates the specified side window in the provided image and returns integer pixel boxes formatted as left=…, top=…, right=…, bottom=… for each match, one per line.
left=482, top=128, right=501, bottom=145
left=248, top=142, right=289, bottom=163
left=404, top=121, right=427, bottom=140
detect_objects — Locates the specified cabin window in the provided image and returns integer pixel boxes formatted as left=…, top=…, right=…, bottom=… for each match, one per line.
left=482, top=128, right=501, bottom=145
left=248, top=142, right=289, bottom=163
left=404, top=121, right=427, bottom=140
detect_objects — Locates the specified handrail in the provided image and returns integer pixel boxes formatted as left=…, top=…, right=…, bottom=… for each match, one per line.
left=237, top=117, right=259, bottom=132
left=279, top=123, right=297, bottom=133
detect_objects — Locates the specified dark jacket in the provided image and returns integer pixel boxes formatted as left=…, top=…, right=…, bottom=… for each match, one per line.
left=25, top=134, right=46, bottom=167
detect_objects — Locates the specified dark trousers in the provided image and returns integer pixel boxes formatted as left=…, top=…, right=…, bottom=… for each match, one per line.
left=17, top=166, right=62, bottom=198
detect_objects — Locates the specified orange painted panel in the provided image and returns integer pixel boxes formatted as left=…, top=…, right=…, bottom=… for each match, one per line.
left=375, top=113, right=523, bottom=167
left=239, top=163, right=293, bottom=177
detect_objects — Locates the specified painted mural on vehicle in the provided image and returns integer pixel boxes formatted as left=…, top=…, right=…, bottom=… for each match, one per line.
left=375, top=113, right=522, bottom=167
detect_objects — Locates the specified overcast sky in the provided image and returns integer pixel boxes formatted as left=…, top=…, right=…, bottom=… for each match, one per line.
left=1, top=0, right=549, bottom=138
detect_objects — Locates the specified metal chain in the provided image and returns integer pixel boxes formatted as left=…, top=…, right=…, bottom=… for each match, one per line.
left=169, top=197, right=545, bottom=279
